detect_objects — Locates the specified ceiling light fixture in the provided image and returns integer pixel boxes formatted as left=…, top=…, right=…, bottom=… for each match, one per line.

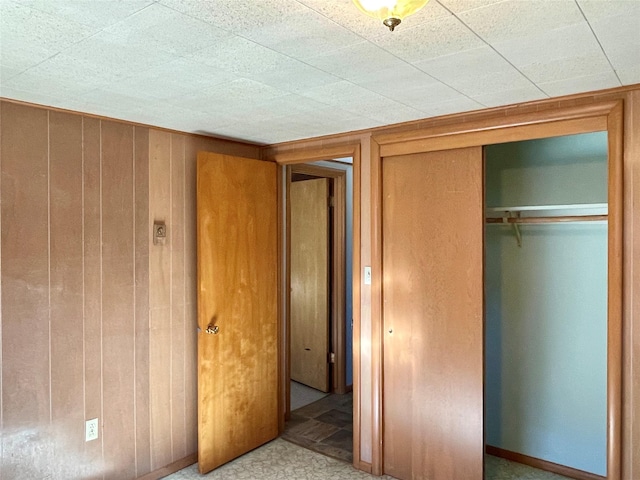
left=352, top=0, right=430, bottom=31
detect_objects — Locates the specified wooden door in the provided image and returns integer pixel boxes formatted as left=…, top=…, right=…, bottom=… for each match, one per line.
left=290, top=178, right=330, bottom=392
left=197, top=152, right=278, bottom=474
left=382, top=147, right=484, bottom=480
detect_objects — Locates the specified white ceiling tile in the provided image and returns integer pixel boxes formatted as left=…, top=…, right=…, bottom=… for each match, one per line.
left=11, top=0, right=155, bottom=29
left=397, top=85, right=472, bottom=112
left=372, top=14, right=485, bottom=63
left=174, top=78, right=288, bottom=115
left=352, top=64, right=459, bottom=101
left=305, top=41, right=409, bottom=81
left=577, top=0, right=640, bottom=21
left=240, top=9, right=363, bottom=61
left=0, top=64, right=24, bottom=83
left=62, top=32, right=176, bottom=78
left=298, top=0, right=450, bottom=39
left=102, top=59, right=238, bottom=102
left=158, top=0, right=309, bottom=33
left=2, top=68, right=97, bottom=98
left=0, top=1, right=96, bottom=70
left=102, top=3, right=231, bottom=56
left=473, top=85, right=548, bottom=107
left=4, top=53, right=120, bottom=94
left=492, top=22, right=604, bottom=68
left=0, top=85, right=67, bottom=108
left=300, top=80, right=382, bottom=106
left=458, top=0, right=584, bottom=44
left=438, top=0, right=506, bottom=15
left=414, top=46, right=534, bottom=96
left=538, top=70, right=621, bottom=97
left=417, top=96, right=485, bottom=117
left=520, top=52, right=613, bottom=84
left=244, top=60, right=341, bottom=94
left=618, top=65, right=640, bottom=85
left=75, top=88, right=151, bottom=112
left=186, top=35, right=293, bottom=77
left=584, top=11, right=640, bottom=75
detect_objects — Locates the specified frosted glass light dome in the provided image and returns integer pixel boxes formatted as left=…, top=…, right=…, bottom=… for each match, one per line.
left=352, top=0, right=431, bottom=31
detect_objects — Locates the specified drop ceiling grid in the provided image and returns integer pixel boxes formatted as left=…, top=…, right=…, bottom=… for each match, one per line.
left=0, top=0, right=638, bottom=144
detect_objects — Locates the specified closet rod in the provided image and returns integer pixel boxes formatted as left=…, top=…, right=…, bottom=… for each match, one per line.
left=486, top=214, right=607, bottom=224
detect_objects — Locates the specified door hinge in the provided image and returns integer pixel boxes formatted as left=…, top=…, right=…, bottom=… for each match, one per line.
left=329, top=352, right=336, bottom=364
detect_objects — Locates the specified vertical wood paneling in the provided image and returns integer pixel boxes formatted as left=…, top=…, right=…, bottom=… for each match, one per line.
left=170, top=133, right=186, bottom=460
left=82, top=116, right=104, bottom=477
left=100, top=120, right=136, bottom=480
left=148, top=129, right=173, bottom=470
left=134, top=126, right=151, bottom=477
left=49, top=111, right=85, bottom=472
left=0, top=103, right=51, bottom=478
left=0, top=100, right=261, bottom=479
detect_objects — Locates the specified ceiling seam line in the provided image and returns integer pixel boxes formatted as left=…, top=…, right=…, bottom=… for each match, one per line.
left=574, top=0, right=623, bottom=85
left=437, top=2, right=549, bottom=98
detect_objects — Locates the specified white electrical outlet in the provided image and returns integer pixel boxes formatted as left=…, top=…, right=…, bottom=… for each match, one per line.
left=86, top=418, right=99, bottom=442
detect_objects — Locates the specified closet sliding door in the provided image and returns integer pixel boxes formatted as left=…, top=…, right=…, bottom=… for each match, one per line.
left=382, top=147, right=484, bottom=480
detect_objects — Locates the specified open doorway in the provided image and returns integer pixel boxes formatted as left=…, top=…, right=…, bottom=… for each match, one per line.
left=281, top=159, right=354, bottom=463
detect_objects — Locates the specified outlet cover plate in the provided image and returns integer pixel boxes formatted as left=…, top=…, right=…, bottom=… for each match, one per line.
left=86, top=418, right=98, bottom=442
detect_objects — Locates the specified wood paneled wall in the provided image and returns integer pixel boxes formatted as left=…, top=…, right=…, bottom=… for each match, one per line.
left=0, top=100, right=260, bottom=479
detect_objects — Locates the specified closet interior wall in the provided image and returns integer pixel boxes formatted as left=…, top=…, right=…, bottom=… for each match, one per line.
left=484, top=132, right=609, bottom=476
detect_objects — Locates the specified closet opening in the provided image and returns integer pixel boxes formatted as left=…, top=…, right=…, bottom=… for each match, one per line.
left=483, top=132, right=609, bottom=480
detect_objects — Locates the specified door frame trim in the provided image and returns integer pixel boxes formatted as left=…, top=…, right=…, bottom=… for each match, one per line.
left=369, top=100, right=624, bottom=478
left=271, top=144, right=365, bottom=471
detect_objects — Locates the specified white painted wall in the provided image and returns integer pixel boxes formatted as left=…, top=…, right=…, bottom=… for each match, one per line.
left=484, top=132, right=608, bottom=475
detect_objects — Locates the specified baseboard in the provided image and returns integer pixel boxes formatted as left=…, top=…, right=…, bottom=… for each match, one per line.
left=354, top=459, right=372, bottom=474
left=137, top=453, right=197, bottom=480
left=486, top=445, right=605, bottom=480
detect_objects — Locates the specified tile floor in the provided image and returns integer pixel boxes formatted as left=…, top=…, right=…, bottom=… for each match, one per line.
left=283, top=391, right=353, bottom=463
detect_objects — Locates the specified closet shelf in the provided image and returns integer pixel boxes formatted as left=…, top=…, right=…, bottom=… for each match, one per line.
left=485, top=203, right=608, bottom=247
left=486, top=203, right=607, bottom=224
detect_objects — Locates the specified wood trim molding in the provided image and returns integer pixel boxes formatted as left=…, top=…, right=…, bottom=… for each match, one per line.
left=332, top=172, right=348, bottom=394
left=266, top=143, right=359, bottom=165
left=136, top=454, right=197, bottom=480
left=351, top=144, right=363, bottom=471
left=378, top=117, right=607, bottom=157
left=607, top=102, right=624, bottom=480
left=369, top=138, right=383, bottom=476
left=486, top=446, right=605, bottom=480
left=373, top=101, right=618, bottom=147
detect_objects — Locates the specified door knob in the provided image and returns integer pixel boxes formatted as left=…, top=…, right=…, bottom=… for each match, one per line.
left=205, top=324, right=219, bottom=335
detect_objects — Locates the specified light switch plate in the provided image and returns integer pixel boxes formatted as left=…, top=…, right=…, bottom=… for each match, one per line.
left=364, top=266, right=372, bottom=285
